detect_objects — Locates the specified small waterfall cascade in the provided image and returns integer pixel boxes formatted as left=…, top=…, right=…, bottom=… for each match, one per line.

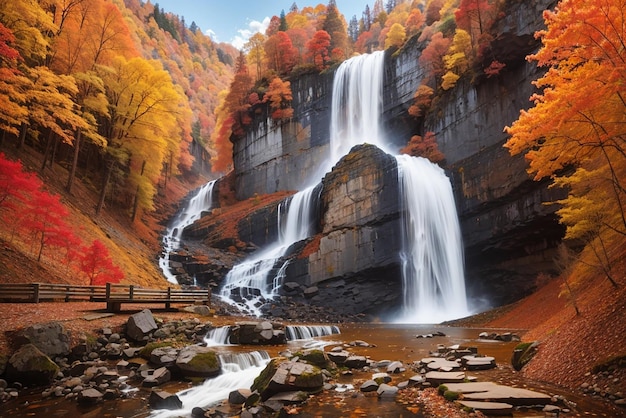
left=218, top=185, right=318, bottom=316
left=159, top=180, right=216, bottom=284
left=285, top=325, right=341, bottom=340
left=395, top=155, right=468, bottom=323
left=150, top=351, right=270, bottom=418
left=204, top=326, right=231, bottom=346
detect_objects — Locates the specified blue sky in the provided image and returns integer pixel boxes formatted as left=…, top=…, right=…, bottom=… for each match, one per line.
left=152, top=1, right=371, bottom=49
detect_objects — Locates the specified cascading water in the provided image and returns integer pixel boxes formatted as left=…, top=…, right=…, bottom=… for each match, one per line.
left=395, top=155, right=468, bottom=323
left=329, top=51, right=389, bottom=163
left=328, top=50, right=469, bottom=323
left=285, top=325, right=341, bottom=340
left=217, top=185, right=318, bottom=315
left=150, top=351, right=270, bottom=418
left=159, top=180, right=216, bottom=284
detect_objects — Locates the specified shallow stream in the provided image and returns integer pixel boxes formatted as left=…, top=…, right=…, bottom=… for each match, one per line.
left=1, top=324, right=619, bottom=417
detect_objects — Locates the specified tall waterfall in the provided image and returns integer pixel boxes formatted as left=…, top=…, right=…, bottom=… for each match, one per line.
left=159, top=181, right=216, bottom=284
left=329, top=51, right=468, bottom=323
left=217, top=185, right=318, bottom=315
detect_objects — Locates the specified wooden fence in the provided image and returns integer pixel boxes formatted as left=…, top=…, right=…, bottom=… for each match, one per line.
left=0, top=283, right=211, bottom=312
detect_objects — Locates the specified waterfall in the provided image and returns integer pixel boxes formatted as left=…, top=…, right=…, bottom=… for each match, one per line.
left=329, top=51, right=469, bottom=323
left=150, top=351, right=270, bottom=418
left=204, top=326, right=231, bottom=346
left=395, top=155, right=468, bottom=323
left=217, top=185, right=318, bottom=316
left=329, top=50, right=389, bottom=163
left=285, top=325, right=341, bottom=340
left=159, top=180, right=216, bottom=284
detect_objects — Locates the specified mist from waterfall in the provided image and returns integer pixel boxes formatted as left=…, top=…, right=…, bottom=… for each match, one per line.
left=159, top=180, right=216, bottom=284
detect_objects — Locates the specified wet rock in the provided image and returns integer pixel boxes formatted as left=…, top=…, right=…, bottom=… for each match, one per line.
left=377, top=383, right=398, bottom=398
left=142, top=367, right=171, bottom=387
left=360, top=380, right=379, bottom=392
left=251, top=358, right=324, bottom=400
left=77, top=388, right=103, bottom=404
left=229, top=322, right=286, bottom=345
left=176, top=346, right=221, bottom=377
left=6, top=344, right=60, bottom=386
left=149, top=389, right=182, bottom=410
left=344, top=355, right=368, bottom=369
left=229, top=388, right=252, bottom=405
left=150, top=346, right=179, bottom=367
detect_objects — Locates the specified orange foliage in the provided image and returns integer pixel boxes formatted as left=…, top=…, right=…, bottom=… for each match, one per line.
left=400, top=132, right=444, bottom=163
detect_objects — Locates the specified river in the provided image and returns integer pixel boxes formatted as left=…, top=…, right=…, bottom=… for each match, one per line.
left=1, top=323, right=619, bottom=417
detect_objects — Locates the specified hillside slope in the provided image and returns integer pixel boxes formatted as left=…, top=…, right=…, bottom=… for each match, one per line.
left=0, top=145, right=204, bottom=288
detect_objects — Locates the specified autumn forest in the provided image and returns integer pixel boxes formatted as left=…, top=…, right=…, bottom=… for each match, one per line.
left=1, top=0, right=625, bottom=310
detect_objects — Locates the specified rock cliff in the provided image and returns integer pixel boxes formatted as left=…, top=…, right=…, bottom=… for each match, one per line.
left=181, top=0, right=564, bottom=315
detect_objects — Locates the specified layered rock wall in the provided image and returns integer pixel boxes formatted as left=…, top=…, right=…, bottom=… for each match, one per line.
left=194, top=0, right=563, bottom=311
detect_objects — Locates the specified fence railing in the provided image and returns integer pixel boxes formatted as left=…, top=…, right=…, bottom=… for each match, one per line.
left=0, top=283, right=211, bottom=312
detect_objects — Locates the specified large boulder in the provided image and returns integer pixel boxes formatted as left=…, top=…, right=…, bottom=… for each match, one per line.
left=126, top=309, right=158, bottom=342
left=175, top=346, right=221, bottom=377
left=16, top=322, right=70, bottom=357
left=251, top=358, right=324, bottom=400
left=6, top=344, right=60, bottom=386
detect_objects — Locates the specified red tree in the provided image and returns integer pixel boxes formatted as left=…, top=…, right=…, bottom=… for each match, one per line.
left=79, top=240, right=124, bottom=285
left=306, top=30, right=331, bottom=70
left=265, top=31, right=297, bottom=75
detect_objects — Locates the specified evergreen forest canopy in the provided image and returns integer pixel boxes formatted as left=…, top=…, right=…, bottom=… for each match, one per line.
left=0, top=0, right=624, bottom=296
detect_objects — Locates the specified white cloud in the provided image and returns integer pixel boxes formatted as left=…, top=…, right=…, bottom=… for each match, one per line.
left=230, top=16, right=270, bottom=50
left=205, top=28, right=218, bottom=41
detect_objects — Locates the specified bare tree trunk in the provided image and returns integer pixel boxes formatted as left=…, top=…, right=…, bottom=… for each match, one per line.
left=41, top=129, right=54, bottom=172
left=67, top=129, right=81, bottom=193
left=17, top=123, right=27, bottom=149
left=96, top=160, right=114, bottom=215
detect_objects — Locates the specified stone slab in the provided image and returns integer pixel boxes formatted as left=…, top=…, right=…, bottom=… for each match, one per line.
left=457, top=400, right=513, bottom=415
left=445, top=382, right=551, bottom=406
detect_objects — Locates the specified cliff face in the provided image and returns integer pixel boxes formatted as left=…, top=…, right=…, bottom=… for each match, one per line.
left=190, top=0, right=563, bottom=313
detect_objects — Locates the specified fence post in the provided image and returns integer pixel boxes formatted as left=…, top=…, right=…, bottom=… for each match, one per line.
left=106, top=282, right=112, bottom=299
left=65, top=285, right=70, bottom=302
left=33, top=283, right=40, bottom=303
left=129, top=285, right=134, bottom=300
left=166, top=287, right=171, bottom=310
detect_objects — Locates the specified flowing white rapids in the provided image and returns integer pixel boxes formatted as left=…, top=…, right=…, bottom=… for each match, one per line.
left=217, top=185, right=318, bottom=316
left=150, top=351, right=270, bottom=418
left=285, top=325, right=341, bottom=340
left=204, top=326, right=232, bottom=346
left=159, top=180, right=216, bottom=284
left=395, top=155, right=468, bottom=323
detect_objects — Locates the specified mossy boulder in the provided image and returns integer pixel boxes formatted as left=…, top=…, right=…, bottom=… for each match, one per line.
left=251, top=358, right=324, bottom=400
left=6, top=344, right=60, bottom=386
left=175, top=346, right=221, bottom=377
left=299, top=349, right=335, bottom=370
left=511, top=341, right=539, bottom=371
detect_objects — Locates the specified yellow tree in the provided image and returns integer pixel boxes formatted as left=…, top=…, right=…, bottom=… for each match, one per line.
left=384, top=22, right=406, bottom=49
left=97, top=56, right=189, bottom=220
left=49, top=0, right=136, bottom=192
left=505, top=0, right=626, bottom=286
left=441, top=29, right=471, bottom=90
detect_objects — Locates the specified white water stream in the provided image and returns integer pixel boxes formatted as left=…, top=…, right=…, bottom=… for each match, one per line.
left=159, top=180, right=216, bottom=284
left=217, top=185, right=318, bottom=315
left=150, top=351, right=269, bottom=418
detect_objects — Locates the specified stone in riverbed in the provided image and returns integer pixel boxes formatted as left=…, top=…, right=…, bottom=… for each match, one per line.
left=148, top=389, right=182, bottom=410
left=6, top=344, right=60, bottom=386
left=175, top=346, right=221, bottom=377
left=377, top=383, right=398, bottom=398
left=457, top=400, right=513, bottom=415
left=360, top=380, right=379, bottom=392
left=344, top=355, right=368, bottom=369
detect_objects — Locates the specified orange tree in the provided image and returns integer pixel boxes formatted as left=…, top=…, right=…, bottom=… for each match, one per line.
left=505, top=0, right=626, bottom=286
